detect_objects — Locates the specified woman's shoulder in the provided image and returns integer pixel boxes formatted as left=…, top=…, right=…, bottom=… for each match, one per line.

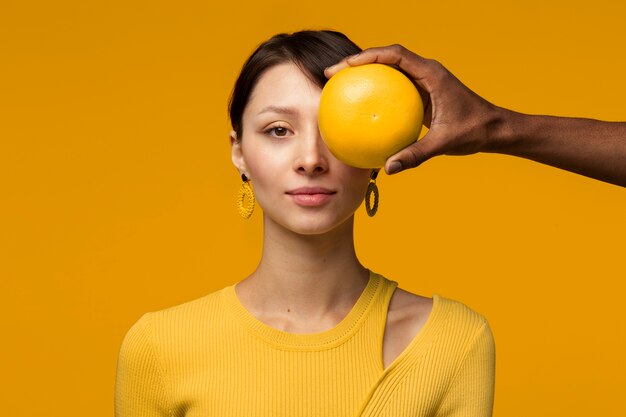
left=387, top=287, right=434, bottom=334
left=121, top=285, right=231, bottom=341
left=152, top=286, right=227, bottom=317
left=117, top=286, right=236, bottom=373
left=394, top=286, right=488, bottom=321
left=432, top=293, right=490, bottom=328
left=386, top=287, right=493, bottom=367
left=390, top=287, right=491, bottom=345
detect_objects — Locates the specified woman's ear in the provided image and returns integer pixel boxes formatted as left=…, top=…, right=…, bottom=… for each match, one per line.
left=230, top=130, right=248, bottom=175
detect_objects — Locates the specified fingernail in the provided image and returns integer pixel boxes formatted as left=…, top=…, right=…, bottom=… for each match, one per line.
left=324, top=64, right=336, bottom=75
left=387, top=161, right=403, bottom=175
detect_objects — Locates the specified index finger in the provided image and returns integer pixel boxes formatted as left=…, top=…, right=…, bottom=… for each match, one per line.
left=324, top=44, right=430, bottom=81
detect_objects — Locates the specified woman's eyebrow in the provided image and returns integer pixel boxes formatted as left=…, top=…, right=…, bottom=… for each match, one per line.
left=256, top=105, right=299, bottom=116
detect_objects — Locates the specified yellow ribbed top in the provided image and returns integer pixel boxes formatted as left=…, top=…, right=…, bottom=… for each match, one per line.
left=115, top=270, right=495, bottom=417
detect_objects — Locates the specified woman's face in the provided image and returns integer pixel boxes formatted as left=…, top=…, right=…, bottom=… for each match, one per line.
left=231, top=62, right=373, bottom=235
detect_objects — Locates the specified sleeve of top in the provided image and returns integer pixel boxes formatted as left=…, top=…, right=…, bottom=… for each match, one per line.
left=436, top=320, right=496, bottom=417
left=115, top=313, right=171, bottom=417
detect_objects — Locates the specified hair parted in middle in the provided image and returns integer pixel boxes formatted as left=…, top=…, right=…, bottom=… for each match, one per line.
left=228, top=30, right=362, bottom=138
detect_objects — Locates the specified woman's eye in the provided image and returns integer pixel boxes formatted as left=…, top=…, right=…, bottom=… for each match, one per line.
left=265, top=126, right=291, bottom=138
left=273, top=127, right=288, bottom=136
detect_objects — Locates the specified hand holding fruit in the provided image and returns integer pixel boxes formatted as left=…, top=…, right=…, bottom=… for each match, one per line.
left=324, top=44, right=505, bottom=175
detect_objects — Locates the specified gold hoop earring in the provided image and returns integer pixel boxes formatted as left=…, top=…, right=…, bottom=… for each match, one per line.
left=238, top=174, right=255, bottom=219
left=365, top=170, right=379, bottom=217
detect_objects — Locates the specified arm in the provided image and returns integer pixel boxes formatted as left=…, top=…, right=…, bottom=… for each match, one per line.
left=115, top=313, right=171, bottom=417
left=325, top=45, right=626, bottom=188
left=494, top=110, right=626, bottom=187
left=436, top=321, right=496, bottom=417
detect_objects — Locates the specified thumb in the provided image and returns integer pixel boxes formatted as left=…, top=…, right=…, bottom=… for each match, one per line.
left=384, top=131, right=443, bottom=175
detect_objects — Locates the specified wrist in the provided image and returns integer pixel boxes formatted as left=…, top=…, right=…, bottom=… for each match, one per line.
left=482, top=106, right=526, bottom=154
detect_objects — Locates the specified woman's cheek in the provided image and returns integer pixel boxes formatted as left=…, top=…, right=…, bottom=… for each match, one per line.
left=244, top=141, right=281, bottom=177
left=249, top=158, right=281, bottom=186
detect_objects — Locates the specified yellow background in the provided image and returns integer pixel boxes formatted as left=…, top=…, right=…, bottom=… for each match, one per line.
left=1, top=1, right=625, bottom=416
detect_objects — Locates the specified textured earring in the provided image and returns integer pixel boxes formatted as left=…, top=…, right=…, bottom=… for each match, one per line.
left=365, top=170, right=379, bottom=217
left=238, top=174, right=255, bottom=219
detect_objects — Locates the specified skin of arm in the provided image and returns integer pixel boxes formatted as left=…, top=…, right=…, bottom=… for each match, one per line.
left=325, top=45, right=626, bottom=188
left=496, top=110, right=626, bottom=187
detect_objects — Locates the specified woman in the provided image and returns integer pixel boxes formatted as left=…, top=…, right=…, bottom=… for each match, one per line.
left=115, top=30, right=495, bottom=417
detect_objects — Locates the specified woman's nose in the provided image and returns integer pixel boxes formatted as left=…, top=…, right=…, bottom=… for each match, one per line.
left=294, top=128, right=329, bottom=175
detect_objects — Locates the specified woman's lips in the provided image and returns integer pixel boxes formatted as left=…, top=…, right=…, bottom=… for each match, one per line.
left=286, top=187, right=336, bottom=206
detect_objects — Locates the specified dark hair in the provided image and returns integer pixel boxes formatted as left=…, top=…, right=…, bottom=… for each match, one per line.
left=228, top=30, right=362, bottom=138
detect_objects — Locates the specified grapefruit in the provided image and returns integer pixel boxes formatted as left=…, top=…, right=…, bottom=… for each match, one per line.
left=318, top=63, right=424, bottom=168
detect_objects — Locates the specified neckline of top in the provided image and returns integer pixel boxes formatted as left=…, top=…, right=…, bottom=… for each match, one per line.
left=220, top=269, right=389, bottom=351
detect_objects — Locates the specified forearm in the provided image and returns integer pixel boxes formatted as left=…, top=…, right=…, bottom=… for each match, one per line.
left=488, top=109, right=626, bottom=187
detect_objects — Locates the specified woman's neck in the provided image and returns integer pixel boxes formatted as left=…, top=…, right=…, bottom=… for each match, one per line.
left=235, top=215, right=369, bottom=329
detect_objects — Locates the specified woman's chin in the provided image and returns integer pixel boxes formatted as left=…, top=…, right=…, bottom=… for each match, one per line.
left=268, top=212, right=354, bottom=237
left=285, top=220, right=341, bottom=236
